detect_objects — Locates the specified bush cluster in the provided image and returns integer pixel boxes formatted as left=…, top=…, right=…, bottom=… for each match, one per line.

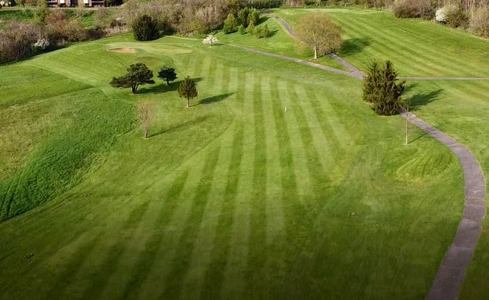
left=0, top=9, right=108, bottom=64
left=392, top=0, right=433, bottom=19
left=223, top=7, right=260, bottom=34
left=132, top=14, right=160, bottom=41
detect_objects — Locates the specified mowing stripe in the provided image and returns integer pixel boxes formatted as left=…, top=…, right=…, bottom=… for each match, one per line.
left=180, top=64, right=236, bottom=299
left=277, top=80, right=311, bottom=203
left=135, top=153, right=211, bottom=300
left=118, top=171, right=190, bottom=300
left=260, top=76, right=286, bottom=246
left=220, top=72, right=255, bottom=298
left=158, top=143, right=223, bottom=299
left=243, top=74, right=270, bottom=298
left=338, top=15, right=480, bottom=76
left=76, top=199, right=152, bottom=299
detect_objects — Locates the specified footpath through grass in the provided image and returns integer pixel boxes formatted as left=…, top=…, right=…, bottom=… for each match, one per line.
left=272, top=8, right=489, bottom=298
left=0, top=32, right=464, bottom=299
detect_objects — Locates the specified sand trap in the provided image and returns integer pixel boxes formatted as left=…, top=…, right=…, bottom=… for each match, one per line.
left=109, top=47, right=136, bottom=54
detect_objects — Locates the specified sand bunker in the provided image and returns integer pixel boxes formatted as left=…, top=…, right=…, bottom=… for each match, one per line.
left=109, top=47, right=136, bottom=54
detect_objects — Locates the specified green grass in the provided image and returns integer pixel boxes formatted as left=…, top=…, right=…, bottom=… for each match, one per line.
left=216, top=15, right=346, bottom=70
left=0, top=8, right=97, bottom=28
left=271, top=7, right=489, bottom=298
left=275, top=8, right=489, bottom=77
left=0, top=30, right=466, bottom=299
left=398, top=79, right=489, bottom=300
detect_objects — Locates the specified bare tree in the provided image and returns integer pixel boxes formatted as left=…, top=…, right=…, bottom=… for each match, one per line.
left=296, top=13, right=342, bottom=60
left=137, top=101, right=156, bottom=138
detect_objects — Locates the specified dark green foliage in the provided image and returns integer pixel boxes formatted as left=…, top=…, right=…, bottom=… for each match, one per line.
left=132, top=14, right=160, bottom=41
left=178, top=76, right=198, bottom=108
left=363, top=61, right=405, bottom=115
left=238, top=7, right=251, bottom=27
left=223, top=13, right=238, bottom=34
left=111, top=63, right=155, bottom=94
left=248, top=9, right=260, bottom=26
left=158, top=66, right=177, bottom=85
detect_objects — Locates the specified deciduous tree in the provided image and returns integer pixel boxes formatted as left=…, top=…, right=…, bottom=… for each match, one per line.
left=132, top=15, right=159, bottom=41
left=158, top=66, right=177, bottom=85
left=110, top=63, right=155, bottom=94
left=137, top=101, right=156, bottom=138
left=178, top=76, right=198, bottom=108
left=296, top=13, right=342, bottom=59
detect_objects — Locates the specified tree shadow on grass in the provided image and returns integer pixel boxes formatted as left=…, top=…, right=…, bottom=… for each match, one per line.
left=406, top=88, right=443, bottom=111
left=139, top=77, right=203, bottom=95
left=339, top=37, right=370, bottom=56
left=150, top=115, right=209, bottom=138
left=199, top=92, right=234, bottom=105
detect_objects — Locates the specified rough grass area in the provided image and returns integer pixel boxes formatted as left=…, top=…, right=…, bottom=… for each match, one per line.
left=0, top=31, right=465, bottom=299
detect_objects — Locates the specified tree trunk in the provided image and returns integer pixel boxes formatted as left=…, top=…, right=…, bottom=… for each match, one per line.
left=166, top=79, right=170, bottom=85
left=186, top=98, right=190, bottom=108
left=144, top=126, right=148, bottom=139
left=132, top=85, right=137, bottom=94
left=314, top=46, right=318, bottom=60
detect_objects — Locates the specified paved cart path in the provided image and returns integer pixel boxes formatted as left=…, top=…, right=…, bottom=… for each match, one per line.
left=232, top=18, right=488, bottom=298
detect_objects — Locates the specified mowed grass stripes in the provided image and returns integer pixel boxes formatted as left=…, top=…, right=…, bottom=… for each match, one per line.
left=0, top=32, right=465, bottom=299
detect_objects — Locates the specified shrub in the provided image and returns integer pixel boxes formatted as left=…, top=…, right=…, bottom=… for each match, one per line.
left=202, top=34, right=219, bottom=46
left=223, top=13, right=238, bottom=33
left=248, top=9, right=260, bottom=26
left=363, top=61, right=406, bottom=116
left=445, top=5, right=468, bottom=28
left=238, top=24, right=246, bottom=34
left=470, top=7, right=489, bottom=37
left=255, top=24, right=271, bottom=38
left=110, top=63, right=155, bottom=94
left=132, top=14, right=159, bottom=41
left=238, top=7, right=251, bottom=27
left=0, top=22, right=39, bottom=63
left=247, top=22, right=256, bottom=35
left=393, top=0, right=433, bottom=19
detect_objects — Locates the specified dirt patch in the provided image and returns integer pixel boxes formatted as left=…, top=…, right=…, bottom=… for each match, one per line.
left=109, top=47, right=136, bottom=54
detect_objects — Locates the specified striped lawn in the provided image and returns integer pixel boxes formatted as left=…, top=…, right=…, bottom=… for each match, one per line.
left=275, top=8, right=489, bottom=77
left=0, top=34, right=465, bottom=299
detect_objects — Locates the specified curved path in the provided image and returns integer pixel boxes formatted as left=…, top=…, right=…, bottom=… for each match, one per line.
left=234, top=18, right=487, bottom=299
left=402, top=112, right=486, bottom=300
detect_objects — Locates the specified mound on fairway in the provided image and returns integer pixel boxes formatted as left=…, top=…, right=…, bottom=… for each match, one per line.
left=0, top=17, right=467, bottom=300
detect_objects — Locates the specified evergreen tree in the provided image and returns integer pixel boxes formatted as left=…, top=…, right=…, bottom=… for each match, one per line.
left=363, top=61, right=405, bottom=115
left=223, top=13, right=238, bottom=34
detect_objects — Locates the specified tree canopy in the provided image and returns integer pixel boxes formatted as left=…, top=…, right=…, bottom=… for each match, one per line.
left=178, top=76, right=198, bottom=108
left=296, top=13, right=342, bottom=59
left=363, top=61, right=406, bottom=115
left=158, top=66, right=177, bottom=85
left=132, top=15, right=159, bottom=41
left=110, top=63, right=155, bottom=94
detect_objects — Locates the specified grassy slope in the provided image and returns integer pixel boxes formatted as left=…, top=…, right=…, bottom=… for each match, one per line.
left=0, top=33, right=464, bottom=299
left=275, top=8, right=489, bottom=77
left=275, top=7, right=489, bottom=298
left=216, top=15, right=346, bottom=70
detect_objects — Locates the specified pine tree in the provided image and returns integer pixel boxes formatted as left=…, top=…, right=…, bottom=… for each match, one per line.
left=363, top=61, right=405, bottom=115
